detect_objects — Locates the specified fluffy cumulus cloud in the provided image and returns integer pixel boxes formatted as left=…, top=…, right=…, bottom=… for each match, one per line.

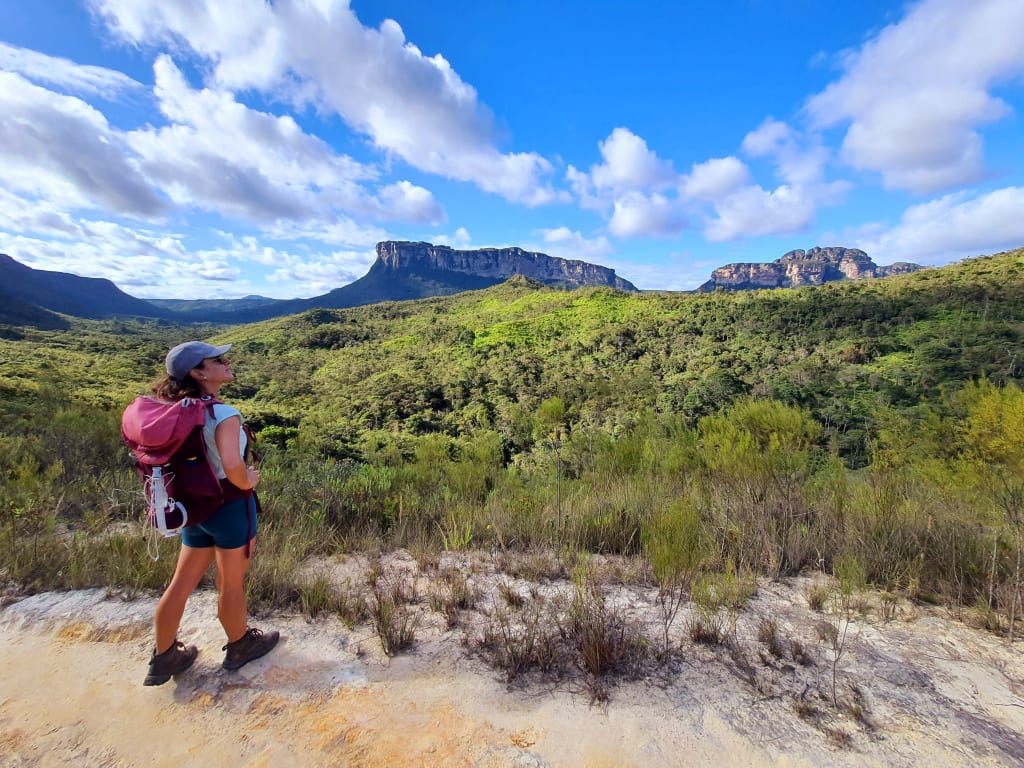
left=90, top=0, right=560, bottom=206
left=807, top=0, right=1024, bottom=194
left=591, top=128, right=676, bottom=193
left=742, top=118, right=829, bottom=187
left=681, top=157, right=752, bottom=203
left=676, top=118, right=848, bottom=242
left=608, top=192, right=686, bottom=239
left=569, top=117, right=841, bottom=243
left=567, top=128, right=686, bottom=238
left=852, top=186, right=1024, bottom=265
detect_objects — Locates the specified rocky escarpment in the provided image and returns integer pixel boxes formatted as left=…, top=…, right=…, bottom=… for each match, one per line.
left=697, top=247, right=923, bottom=292
left=375, top=241, right=637, bottom=291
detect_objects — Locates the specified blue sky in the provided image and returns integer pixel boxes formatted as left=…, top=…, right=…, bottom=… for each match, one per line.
left=1, top=0, right=1023, bottom=299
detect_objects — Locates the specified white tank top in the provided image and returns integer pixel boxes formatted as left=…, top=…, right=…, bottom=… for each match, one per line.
left=202, top=402, right=248, bottom=480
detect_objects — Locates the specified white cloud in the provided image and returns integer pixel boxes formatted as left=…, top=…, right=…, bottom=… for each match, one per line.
left=742, top=118, right=828, bottom=186
left=0, top=223, right=372, bottom=300
left=678, top=121, right=846, bottom=242
left=0, top=228, right=200, bottom=298
left=609, top=192, right=686, bottom=239
left=378, top=181, right=446, bottom=225
left=532, top=227, right=613, bottom=263
left=591, top=128, right=676, bottom=192
left=0, top=71, right=167, bottom=217
left=124, top=57, right=355, bottom=222
left=0, top=192, right=384, bottom=299
left=681, top=157, right=751, bottom=202
left=187, top=236, right=375, bottom=297
left=565, top=164, right=602, bottom=211
left=807, top=0, right=1024, bottom=193
left=91, top=0, right=560, bottom=206
left=261, top=217, right=388, bottom=249
left=851, top=186, right=1024, bottom=264
left=703, top=185, right=815, bottom=242
left=265, top=249, right=375, bottom=297
left=0, top=187, right=82, bottom=238
left=432, top=227, right=473, bottom=248
left=0, top=53, right=429, bottom=238
left=566, top=128, right=687, bottom=239
left=0, top=42, right=142, bottom=99
left=573, top=122, right=838, bottom=243
left=88, top=0, right=282, bottom=86
left=106, top=56, right=441, bottom=232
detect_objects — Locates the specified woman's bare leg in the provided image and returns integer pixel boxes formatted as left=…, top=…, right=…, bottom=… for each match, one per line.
left=154, top=544, right=215, bottom=653
left=214, top=541, right=254, bottom=643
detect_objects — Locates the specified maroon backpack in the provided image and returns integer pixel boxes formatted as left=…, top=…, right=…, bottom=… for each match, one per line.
left=121, top=396, right=228, bottom=536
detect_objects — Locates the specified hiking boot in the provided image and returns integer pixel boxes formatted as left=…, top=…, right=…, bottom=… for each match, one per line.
left=143, top=640, right=198, bottom=686
left=222, top=627, right=280, bottom=671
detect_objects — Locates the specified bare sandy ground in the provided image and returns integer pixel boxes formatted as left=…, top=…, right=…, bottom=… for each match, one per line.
left=1, top=552, right=1023, bottom=767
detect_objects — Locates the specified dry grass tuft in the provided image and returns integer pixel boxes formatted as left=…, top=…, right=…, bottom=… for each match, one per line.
left=369, top=569, right=418, bottom=656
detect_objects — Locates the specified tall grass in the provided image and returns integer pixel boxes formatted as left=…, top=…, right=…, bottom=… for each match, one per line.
left=2, top=388, right=1023, bottom=636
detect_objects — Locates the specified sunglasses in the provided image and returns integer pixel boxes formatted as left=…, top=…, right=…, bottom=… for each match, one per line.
left=206, top=355, right=229, bottom=365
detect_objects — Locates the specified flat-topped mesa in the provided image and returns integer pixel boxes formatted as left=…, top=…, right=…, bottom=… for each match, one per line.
left=375, top=241, right=638, bottom=291
left=698, top=246, right=923, bottom=292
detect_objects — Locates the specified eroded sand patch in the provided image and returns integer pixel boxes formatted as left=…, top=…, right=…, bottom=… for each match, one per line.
left=1, top=570, right=1022, bottom=767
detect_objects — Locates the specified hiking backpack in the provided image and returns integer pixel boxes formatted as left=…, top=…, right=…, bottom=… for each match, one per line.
left=121, top=396, right=228, bottom=536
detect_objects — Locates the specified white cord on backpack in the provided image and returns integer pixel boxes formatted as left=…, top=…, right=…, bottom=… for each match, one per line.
left=143, top=467, right=184, bottom=561
left=145, top=520, right=162, bottom=562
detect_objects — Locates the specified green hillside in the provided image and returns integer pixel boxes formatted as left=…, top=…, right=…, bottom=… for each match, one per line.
left=216, top=249, right=1024, bottom=467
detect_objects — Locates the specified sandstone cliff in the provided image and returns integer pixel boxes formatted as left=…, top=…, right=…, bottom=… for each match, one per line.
left=697, top=247, right=922, bottom=292
left=375, top=241, right=637, bottom=291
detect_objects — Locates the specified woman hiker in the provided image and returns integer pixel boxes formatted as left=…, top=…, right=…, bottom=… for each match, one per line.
left=144, top=340, right=280, bottom=686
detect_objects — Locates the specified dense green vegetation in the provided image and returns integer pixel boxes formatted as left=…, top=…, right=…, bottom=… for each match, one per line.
left=2, top=248, right=1023, bottom=636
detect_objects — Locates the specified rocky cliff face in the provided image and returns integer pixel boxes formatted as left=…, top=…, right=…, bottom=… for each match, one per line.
left=375, top=241, right=637, bottom=291
left=697, top=247, right=923, bottom=292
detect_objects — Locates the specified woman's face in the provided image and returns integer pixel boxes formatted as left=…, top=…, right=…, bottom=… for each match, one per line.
left=196, top=354, right=234, bottom=385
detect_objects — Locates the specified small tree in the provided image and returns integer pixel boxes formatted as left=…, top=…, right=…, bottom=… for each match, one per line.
left=643, top=494, right=706, bottom=655
left=959, top=381, right=1024, bottom=640
left=534, top=397, right=569, bottom=534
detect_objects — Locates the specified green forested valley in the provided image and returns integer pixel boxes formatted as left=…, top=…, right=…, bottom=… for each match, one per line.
left=2, top=247, right=1024, bottom=636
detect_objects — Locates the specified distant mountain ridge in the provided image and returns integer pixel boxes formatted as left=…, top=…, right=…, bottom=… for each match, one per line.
left=0, top=244, right=927, bottom=327
left=0, top=252, right=177, bottom=326
left=0, top=242, right=636, bottom=325
left=697, top=247, right=923, bottom=292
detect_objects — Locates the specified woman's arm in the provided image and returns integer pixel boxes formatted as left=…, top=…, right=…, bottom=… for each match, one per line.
left=215, top=415, right=260, bottom=490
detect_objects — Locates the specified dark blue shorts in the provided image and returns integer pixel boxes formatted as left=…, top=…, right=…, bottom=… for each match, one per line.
left=181, top=495, right=257, bottom=550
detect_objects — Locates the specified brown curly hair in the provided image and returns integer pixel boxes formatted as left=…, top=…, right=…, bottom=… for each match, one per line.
left=151, top=372, right=204, bottom=401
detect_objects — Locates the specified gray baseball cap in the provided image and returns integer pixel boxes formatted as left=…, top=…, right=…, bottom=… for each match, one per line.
left=165, top=341, right=232, bottom=380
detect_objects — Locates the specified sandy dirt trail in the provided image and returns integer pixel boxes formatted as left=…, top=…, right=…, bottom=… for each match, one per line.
left=1, top=577, right=1023, bottom=767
